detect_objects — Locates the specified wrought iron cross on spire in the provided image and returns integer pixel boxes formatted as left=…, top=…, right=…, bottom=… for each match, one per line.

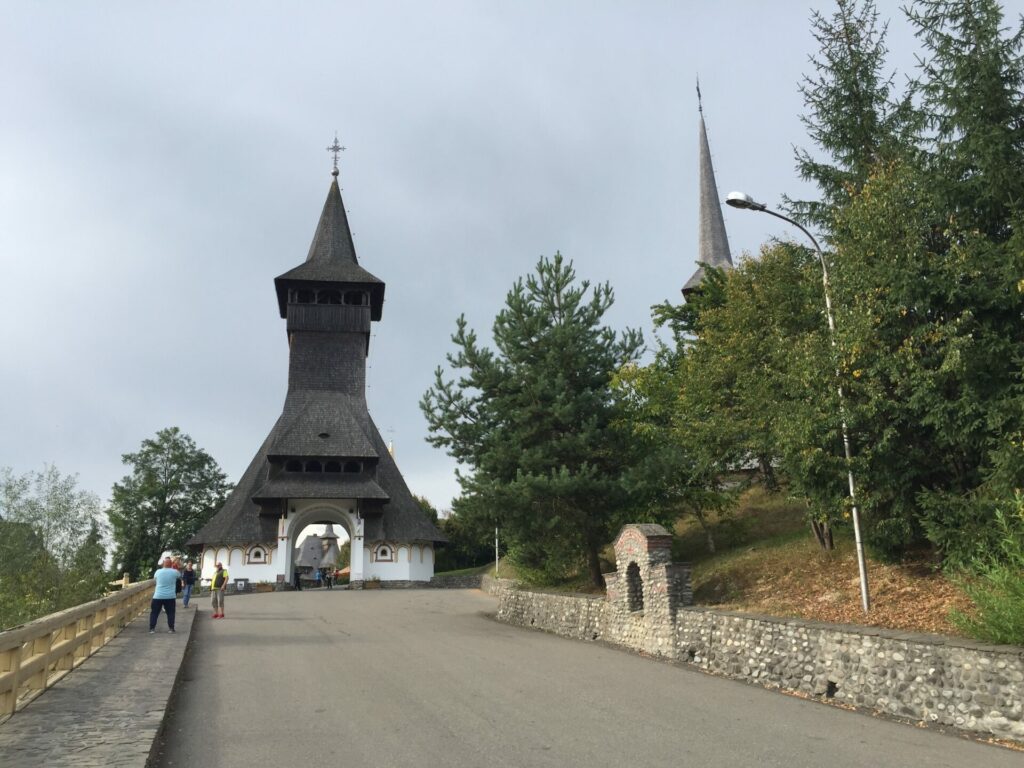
left=327, top=134, right=346, bottom=177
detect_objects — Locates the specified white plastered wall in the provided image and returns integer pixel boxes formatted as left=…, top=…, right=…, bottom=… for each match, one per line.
left=363, top=541, right=434, bottom=582
left=202, top=500, right=435, bottom=584
left=199, top=544, right=283, bottom=585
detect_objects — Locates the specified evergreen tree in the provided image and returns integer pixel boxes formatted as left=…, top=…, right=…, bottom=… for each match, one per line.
left=0, top=520, right=56, bottom=629
left=908, top=0, right=1024, bottom=241
left=829, top=158, right=1024, bottom=562
left=789, top=0, right=916, bottom=228
left=65, top=520, right=109, bottom=607
left=109, top=427, right=231, bottom=579
left=421, top=254, right=643, bottom=587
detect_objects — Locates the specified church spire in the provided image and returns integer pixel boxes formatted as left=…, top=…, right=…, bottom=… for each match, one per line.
left=305, top=176, right=359, bottom=267
left=683, top=85, right=733, bottom=296
left=273, top=146, right=385, bottom=320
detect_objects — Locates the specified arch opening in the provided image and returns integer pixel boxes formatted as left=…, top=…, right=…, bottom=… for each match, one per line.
left=626, top=562, right=644, bottom=613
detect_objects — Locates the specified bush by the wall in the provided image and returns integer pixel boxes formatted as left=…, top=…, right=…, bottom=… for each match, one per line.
left=953, top=493, right=1024, bottom=645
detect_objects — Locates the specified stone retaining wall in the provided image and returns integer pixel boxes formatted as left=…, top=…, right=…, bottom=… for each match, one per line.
left=430, top=573, right=487, bottom=589
left=494, top=523, right=1024, bottom=743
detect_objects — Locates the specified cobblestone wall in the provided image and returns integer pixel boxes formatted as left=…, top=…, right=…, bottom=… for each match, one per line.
left=429, top=573, right=487, bottom=589
left=494, top=523, right=1024, bottom=743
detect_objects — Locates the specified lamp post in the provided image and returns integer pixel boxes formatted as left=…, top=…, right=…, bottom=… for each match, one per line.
left=725, top=191, right=870, bottom=613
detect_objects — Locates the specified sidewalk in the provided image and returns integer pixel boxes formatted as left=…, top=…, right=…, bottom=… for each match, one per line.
left=0, top=599, right=199, bottom=768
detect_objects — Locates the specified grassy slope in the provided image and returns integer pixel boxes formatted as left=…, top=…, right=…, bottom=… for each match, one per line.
left=679, top=486, right=970, bottom=636
left=440, top=486, right=971, bottom=636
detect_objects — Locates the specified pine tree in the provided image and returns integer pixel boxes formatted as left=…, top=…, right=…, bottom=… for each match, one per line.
left=421, top=254, right=643, bottom=587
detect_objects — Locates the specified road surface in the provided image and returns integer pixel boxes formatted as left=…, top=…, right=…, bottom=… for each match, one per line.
left=155, top=588, right=1020, bottom=768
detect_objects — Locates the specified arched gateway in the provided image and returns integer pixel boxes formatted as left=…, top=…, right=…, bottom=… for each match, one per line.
left=189, top=158, right=446, bottom=588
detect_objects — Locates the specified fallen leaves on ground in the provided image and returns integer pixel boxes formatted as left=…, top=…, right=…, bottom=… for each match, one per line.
left=693, top=538, right=972, bottom=636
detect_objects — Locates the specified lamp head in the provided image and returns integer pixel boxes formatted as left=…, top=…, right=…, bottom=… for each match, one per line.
left=726, top=191, right=766, bottom=211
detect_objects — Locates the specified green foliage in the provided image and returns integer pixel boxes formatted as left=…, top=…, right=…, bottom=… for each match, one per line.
left=0, top=520, right=58, bottom=629
left=613, top=338, right=736, bottom=555
left=666, top=244, right=852, bottom=548
left=0, top=466, right=109, bottom=630
left=64, top=519, right=111, bottom=607
left=829, top=159, right=1024, bottom=560
left=412, top=493, right=493, bottom=572
left=412, top=494, right=440, bottom=525
left=109, top=427, right=231, bottom=580
left=1, top=464, right=104, bottom=568
left=908, top=0, right=1024, bottom=241
left=336, top=540, right=351, bottom=569
left=952, top=493, right=1024, bottom=644
left=790, top=0, right=917, bottom=227
left=434, top=510, right=494, bottom=572
left=780, top=0, right=1024, bottom=562
left=421, top=253, right=643, bottom=586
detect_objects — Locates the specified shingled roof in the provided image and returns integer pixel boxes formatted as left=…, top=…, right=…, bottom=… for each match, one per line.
left=190, top=411, right=445, bottom=546
left=683, top=108, right=733, bottom=295
left=190, top=173, right=445, bottom=548
left=251, top=474, right=390, bottom=503
left=274, top=179, right=385, bottom=318
left=267, top=390, right=379, bottom=459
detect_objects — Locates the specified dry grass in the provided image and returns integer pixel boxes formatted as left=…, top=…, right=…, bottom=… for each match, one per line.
left=692, top=536, right=971, bottom=636
left=496, top=486, right=973, bottom=636
left=685, top=486, right=972, bottom=636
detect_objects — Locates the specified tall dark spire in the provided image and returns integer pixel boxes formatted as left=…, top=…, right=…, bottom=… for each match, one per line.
left=304, top=178, right=360, bottom=266
left=274, top=177, right=384, bottom=319
left=683, top=90, right=733, bottom=296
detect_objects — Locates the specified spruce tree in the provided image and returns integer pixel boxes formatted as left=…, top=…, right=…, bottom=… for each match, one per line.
left=789, top=0, right=916, bottom=228
left=908, top=0, right=1024, bottom=241
left=421, top=254, right=643, bottom=587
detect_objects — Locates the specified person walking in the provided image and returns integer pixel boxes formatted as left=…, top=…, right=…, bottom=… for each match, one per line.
left=315, top=568, right=322, bottom=588
left=150, top=557, right=180, bottom=634
left=182, top=562, right=196, bottom=608
left=211, top=561, right=229, bottom=618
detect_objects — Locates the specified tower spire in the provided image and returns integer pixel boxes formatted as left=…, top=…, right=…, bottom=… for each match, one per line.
left=682, top=89, right=733, bottom=296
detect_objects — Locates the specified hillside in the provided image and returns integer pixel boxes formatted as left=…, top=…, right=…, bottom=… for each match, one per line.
left=676, top=487, right=971, bottom=636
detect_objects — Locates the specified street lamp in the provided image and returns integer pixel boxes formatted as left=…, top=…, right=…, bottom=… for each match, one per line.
left=726, top=191, right=871, bottom=613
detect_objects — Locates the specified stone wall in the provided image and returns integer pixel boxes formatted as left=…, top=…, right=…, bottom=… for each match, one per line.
left=429, top=573, right=487, bottom=589
left=494, top=523, right=1024, bottom=743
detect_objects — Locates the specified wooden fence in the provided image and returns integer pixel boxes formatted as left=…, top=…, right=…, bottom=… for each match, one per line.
left=0, top=580, right=154, bottom=723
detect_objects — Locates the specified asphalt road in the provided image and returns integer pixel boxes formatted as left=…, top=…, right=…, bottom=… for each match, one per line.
left=156, top=589, right=1019, bottom=768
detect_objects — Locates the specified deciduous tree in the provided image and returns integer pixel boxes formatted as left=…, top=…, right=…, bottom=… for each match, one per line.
left=109, top=427, right=230, bottom=579
left=0, top=465, right=107, bottom=628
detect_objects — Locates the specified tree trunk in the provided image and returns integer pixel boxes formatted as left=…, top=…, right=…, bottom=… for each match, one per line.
left=694, top=507, right=716, bottom=553
left=586, top=540, right=605, bottom=589
left=810, top=519, right=835, bottom=551
left=758, top=456, right=778, bottom=491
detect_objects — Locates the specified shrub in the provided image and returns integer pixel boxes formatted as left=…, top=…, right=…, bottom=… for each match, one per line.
left=952, top=493, right=1024, bottom=645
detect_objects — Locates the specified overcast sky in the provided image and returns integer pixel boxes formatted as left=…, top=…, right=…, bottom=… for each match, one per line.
left=1, top=1, right=928, bottom=513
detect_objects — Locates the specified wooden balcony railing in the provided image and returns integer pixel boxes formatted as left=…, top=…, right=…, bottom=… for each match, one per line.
left=0, top=579, right=153, bottom=723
